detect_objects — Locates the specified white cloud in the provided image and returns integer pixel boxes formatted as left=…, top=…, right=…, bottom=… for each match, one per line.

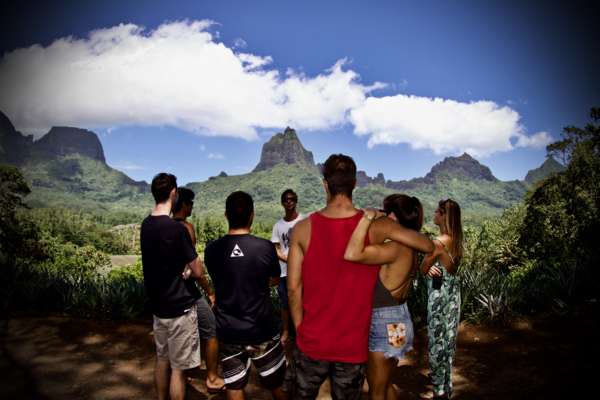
left=207, top=152, right=225, bottom=160
left=0, top=20, right=379, bottom=139
left=0, top=19, right=548, bottom=156
left=349, top=95, right=551, bottom=157
left=515, top=131, right=551, bottom=148
left=233, top=37, right=247, bottom=49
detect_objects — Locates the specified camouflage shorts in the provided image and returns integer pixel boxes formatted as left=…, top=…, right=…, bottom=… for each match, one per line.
left=284, top=347, right=365, bottom=400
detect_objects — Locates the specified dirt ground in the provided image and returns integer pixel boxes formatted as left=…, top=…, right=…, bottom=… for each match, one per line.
left=0, top=303, right=597, bottom=399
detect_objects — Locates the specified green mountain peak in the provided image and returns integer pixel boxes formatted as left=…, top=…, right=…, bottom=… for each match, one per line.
left=253, top=127, right=315, bottom=171
left=524, top=156, right=565, bottom=185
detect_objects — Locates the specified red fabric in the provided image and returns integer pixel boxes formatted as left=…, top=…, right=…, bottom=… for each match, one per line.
left=296, top=211, right=379, bottom=363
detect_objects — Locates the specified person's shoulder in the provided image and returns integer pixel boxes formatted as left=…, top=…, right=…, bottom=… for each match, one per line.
left=205, top=236, right=225, bottom=251
left=291, top=217, right=310, bottom=240
left=249, top=235, right=275, bottom=248
left=436, top=234, right=452, bottom=247
left=142, top=215, right=177, bottom=229
left=294, top=217, right=311, bottom=230
left=370, top=215, right=395, bottom=231
left=169, top=218, right=190, bottom=234
left=140, top=215, right=152, bottom=228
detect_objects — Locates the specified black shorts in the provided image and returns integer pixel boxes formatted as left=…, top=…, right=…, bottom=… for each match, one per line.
left=220, top=335, right=286, bottom=390
left=285, top=347, right=365, bottom=400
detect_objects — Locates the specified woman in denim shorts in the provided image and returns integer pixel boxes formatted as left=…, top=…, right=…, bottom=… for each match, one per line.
left=344, top=194, right=425, bottom=400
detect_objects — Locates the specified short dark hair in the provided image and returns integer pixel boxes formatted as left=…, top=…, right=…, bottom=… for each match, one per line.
left=172, top=187, right=195, bottom=213
left=322, top=154, right=356, bottom=198
left=151, top=173, right=177, bottom=204
left=225, top=191, right=254, bottom=229
left=280, top=189, right=297, bottom=203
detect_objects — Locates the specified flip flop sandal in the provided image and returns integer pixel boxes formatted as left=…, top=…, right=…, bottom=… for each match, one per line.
left=207, top=384, right=226, bottom=394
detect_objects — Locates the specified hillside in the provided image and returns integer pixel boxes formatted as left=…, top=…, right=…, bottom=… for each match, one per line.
left=0, top=111, right=151, bottom=215
left=524, top=156, right=565, bottom=185
left=21, top=154, right=150, bottom=213
left=1, top=111, right=546, bottom=224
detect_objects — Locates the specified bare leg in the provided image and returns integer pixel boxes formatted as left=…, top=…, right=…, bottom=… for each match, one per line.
left=271, top=386, right=288, bottom=400
left=367, top=351, right=395, bottom=400
left=155, top=358, right=170, bottom=400
left=170, top=368, right=187, bottom=400
left=226, top=389, right=245, bottom=400
left=205, top=337, right=225, bottom=389
left=387, top=383, right=398, bottom=400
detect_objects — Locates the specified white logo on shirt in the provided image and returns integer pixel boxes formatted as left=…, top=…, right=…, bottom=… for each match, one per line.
left=230, top=244, right=244, bottom=258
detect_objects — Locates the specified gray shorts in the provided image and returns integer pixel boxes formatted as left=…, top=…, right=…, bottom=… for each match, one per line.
left=153, top=304, right=201, bottom=370
left=196, top=297, right=217, bottom=339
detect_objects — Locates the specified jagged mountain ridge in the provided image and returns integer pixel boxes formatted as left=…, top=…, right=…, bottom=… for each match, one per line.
left=188, top=128, right=540, bottom=222
left=1, top=110, right=558, bottom=221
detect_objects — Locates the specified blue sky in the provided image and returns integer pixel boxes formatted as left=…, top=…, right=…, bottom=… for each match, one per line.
left=1, top=0, right=598, bottom=185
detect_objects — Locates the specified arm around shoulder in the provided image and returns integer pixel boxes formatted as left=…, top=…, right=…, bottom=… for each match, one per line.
left=376, top=218, right=434, bottom=253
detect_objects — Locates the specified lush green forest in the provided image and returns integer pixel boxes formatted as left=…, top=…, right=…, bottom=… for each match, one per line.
left=1, top=108, right=598, bottom=324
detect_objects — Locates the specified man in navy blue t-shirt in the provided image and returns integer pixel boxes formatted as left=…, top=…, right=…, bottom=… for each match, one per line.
left=141, top=173, right=205, bottom=400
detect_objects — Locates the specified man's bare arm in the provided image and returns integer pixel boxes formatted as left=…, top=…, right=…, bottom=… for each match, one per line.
left=184, top=256, right=204, bottom=279
left=287, top=220, right=308, bottom=330
left=274, top=243, right=288, bottom=263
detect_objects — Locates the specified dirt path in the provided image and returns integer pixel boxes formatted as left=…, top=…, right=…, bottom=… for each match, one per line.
left=1, top=303, right=596, bottom=399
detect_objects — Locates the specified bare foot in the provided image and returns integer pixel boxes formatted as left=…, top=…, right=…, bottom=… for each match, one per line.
left=206, top=375, right=225, bottom=393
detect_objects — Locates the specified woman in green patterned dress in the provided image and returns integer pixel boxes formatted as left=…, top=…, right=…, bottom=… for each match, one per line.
left=420, top=199, right=463, bottom=399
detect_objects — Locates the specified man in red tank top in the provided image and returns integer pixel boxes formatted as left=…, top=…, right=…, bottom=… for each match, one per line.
left=287, top=154, right=434, bottom=399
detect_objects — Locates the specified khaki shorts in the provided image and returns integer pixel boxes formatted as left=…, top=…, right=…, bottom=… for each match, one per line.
left=153, top=305, right=201, bottom=370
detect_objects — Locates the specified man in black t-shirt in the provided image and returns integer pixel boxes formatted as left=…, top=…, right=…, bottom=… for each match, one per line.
left=141, top=173, right=205, bottom=400
left=204, top=191, right=286, bottom=400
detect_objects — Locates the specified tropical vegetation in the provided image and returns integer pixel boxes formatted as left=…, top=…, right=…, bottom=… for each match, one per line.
left=0, top=108, right=597, bottom=325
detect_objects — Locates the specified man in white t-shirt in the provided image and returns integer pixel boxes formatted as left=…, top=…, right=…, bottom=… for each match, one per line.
left=271, top=189, right=303, bottom=343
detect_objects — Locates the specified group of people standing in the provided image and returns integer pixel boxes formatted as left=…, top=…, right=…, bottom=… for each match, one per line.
left=140, top=153, right=463, bottom=400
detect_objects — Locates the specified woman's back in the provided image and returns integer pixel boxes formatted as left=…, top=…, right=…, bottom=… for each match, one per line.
left=379, top=242, right=417, bottom=302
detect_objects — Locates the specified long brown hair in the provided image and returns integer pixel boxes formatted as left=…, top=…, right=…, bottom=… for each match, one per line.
left=438, top=199, right=463, bottom=263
